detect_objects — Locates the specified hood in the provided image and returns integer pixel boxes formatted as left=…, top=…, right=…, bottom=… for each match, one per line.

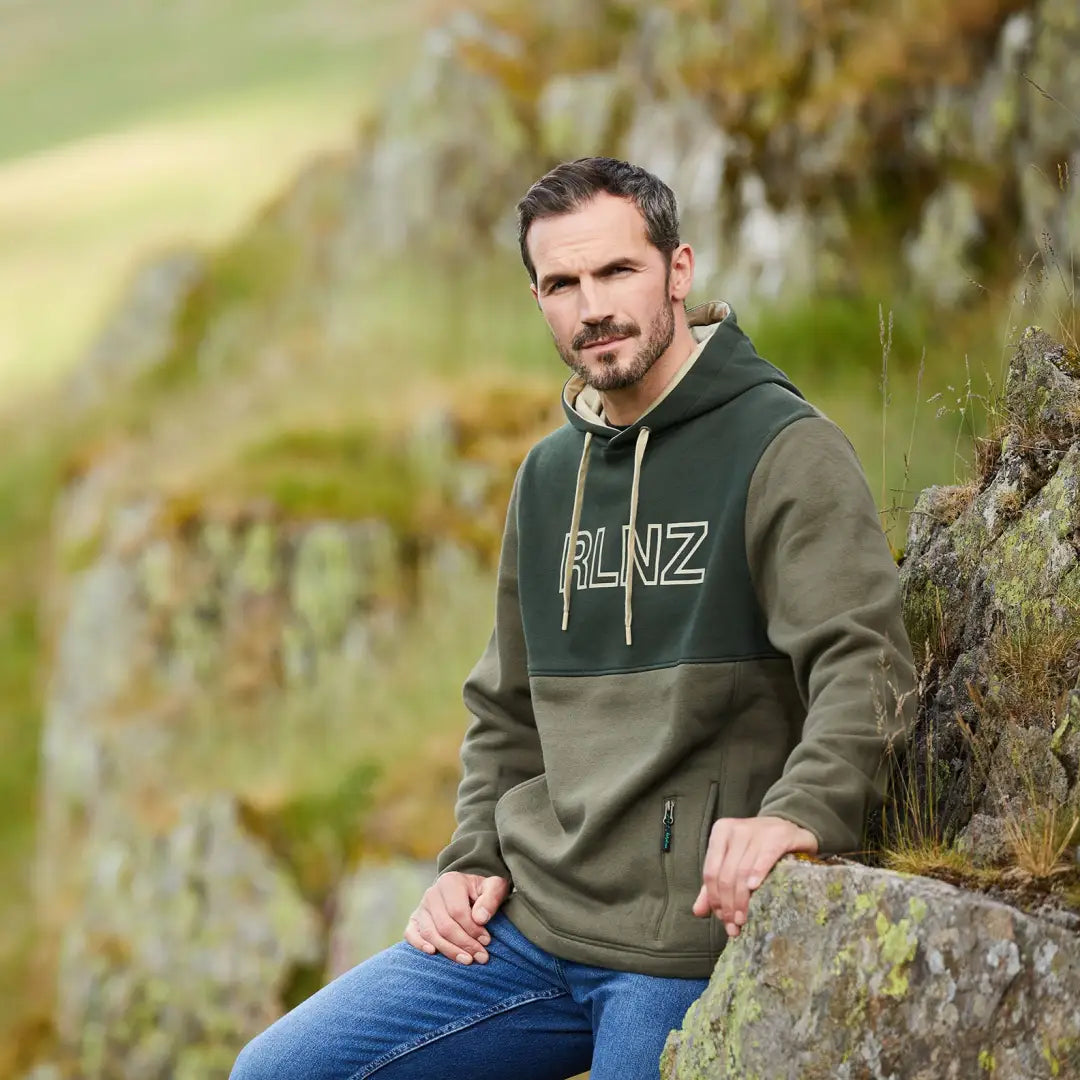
left=561, top=300, right=804, bottom=443
left=556, top=300, right=805, bottom=647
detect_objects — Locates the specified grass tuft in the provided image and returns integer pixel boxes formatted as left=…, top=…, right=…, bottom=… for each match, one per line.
left=1003, top=803, right=1080, bottom=881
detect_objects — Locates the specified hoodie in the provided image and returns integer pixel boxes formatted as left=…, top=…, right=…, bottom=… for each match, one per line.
left=436, top=301, right=916, bottom=977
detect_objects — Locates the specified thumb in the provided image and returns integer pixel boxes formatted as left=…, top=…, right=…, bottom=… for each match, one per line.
left=691, top=883, right=709, bottom=917
left=472, top=876, right=509, bottom=924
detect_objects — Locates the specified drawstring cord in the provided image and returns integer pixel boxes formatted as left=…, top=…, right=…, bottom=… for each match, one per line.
left=561, top=426, right=651, bottom=647
left=562, top=432, right=593, bottom=631
left=625, top=426, right=650, bottom=646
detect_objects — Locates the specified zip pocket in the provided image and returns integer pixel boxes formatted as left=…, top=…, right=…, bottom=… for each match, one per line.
left=654, top=796, right=676, bottom=939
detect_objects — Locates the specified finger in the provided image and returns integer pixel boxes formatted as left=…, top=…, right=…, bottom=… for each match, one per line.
left=404, top=917, right=435, bottom=955
left=702, top=820, right=731, bottom=913
left=472, top=876, right=509, bottom=925
left=427, top=891, right=490, bottom=962
left=412, top=908, right=478, bottom=964
left=437, top=878, right=490, bottom=945
left=692, top=883, right=710, bottom=918
left=746, top=841, right=788, bottom=895
left=731, top=837, right=763, bottom=927
left=716, top=829, right=752, bottom=925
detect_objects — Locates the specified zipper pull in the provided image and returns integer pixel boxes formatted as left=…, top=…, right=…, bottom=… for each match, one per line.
left=662, top=799, right=675, bottom=852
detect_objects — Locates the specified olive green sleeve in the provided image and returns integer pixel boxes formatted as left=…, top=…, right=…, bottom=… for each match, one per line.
left=436, top=466, right=545, bottom=880
left=744, top=415, right=916, bottom=853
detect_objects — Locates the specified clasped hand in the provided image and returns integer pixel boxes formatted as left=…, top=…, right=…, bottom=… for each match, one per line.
left=692, top=815, right=818, bottom=937
left=404, top=871, right=508, bottom=964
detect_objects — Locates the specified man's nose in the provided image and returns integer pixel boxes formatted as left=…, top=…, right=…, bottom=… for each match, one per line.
left=578, top=279, right=614, bottom=326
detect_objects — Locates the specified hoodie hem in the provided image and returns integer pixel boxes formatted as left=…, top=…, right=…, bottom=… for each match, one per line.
left=502, top=894, right=723, bottom=979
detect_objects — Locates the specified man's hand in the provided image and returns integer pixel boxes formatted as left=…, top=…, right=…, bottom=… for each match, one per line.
left=692, top=816, right=818, bottom=938
left=404, top=871, right=510, bottom=964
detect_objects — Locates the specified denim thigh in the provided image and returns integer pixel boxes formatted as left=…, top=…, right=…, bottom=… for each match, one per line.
left=229, top=913, right=593, bottom=1080
left=566, top=961, right=709, bottom=1080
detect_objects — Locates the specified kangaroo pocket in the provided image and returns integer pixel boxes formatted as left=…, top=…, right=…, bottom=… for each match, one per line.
left=496, top=775, right=720, bottom=956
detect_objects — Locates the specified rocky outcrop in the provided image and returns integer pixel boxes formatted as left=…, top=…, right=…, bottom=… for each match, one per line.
left=37, top=508, right=409, bottom=1076
left=63, top=247, right=205, bottom=412
left=897, top=327, right=1080, bottom=856
left=660, top=857, right=1080, bottom=1080
left=29, top=374, right=555, bottom=1075
left=55, top=797, right=320, bottom=1080
left=349, top=0, right=1078, bottom=308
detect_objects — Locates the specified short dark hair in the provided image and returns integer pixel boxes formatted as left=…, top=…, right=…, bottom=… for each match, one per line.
left=516, top=157, right=680, bottom=285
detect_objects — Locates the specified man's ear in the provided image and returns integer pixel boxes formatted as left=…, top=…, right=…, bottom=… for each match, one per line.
left=530, top=282, right=540, bottom=309
left=669, top=243, right=695, bottom=303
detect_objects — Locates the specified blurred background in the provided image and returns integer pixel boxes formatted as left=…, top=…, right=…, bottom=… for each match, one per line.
left=0, top=0, right=1077, bottom=1075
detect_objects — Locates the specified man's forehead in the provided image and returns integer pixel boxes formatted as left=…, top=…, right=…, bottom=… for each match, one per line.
left=528, top=194, right=650, bottom=271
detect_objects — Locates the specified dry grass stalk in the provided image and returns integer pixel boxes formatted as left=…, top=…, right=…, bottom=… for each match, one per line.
left=989, top=618, right=1079, bottom=727
left=1002, top=804, right=1080, bottom=880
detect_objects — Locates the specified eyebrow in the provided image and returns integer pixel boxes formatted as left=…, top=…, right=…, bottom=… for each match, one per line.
left=538, top=258, right=643, bottom=294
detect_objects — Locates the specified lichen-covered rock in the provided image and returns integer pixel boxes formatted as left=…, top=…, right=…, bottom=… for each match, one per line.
left=898, top=327, right=1080, bottom=842
left=39, top=512, right=406, bottom=901
left=55, top=796, right=320, bottom=1080
left=322, top=0, right=1080, bottom=312
left=325, top=859, right=436, bottom=980
left=34, top=508, right=426, bottom=1076
left=29, top=361, right=558, bottom=1073
left=660, top=857, right=1080, bottom=1080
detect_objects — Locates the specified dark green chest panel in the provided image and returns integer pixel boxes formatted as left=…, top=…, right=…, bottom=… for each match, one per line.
left=517, top=384, right=816, bottom=675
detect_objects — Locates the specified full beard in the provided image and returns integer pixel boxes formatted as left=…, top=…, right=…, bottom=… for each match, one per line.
left=558, top=299, right=676, bottom=393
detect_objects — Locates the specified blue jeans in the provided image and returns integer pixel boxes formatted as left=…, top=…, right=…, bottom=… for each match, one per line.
left=231, top=912, right=708, bottom=1080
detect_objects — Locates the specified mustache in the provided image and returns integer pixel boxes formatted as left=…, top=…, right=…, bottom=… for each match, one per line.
left=572, top=320, right=640, bottom=350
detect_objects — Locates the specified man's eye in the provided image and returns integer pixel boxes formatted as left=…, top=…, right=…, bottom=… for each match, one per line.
left=550, top=280, right=569, bottom=292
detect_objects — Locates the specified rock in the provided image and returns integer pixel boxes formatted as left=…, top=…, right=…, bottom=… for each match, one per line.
left=325, top=859, right=436, bottom=980
left=620, top=92, right=734, bottom=293
left=34, top=510, right=419, bottom=1074
left=537, top=71, right=627, bottom=162
left=905, top=182, right=984, bottom=307
left=64, top=248, right=205, bottom=412
left=1025, top=0, right=1080, bottom=170
left=726, top=174, right=822, bottom=305
left=660, top=857, right=1080, bottom=1080
left=910, top=13, right=1031, bottom=167
left=55, top=796, right=320, bottom=1080
left=341, top=12, right=534, bottom=259
left=899, top=327, right=1080, bottom=842
left=956, top=812, right=1011, bottom=867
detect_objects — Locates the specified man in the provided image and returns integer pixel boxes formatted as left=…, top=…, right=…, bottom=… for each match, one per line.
left=232, top=157, right=915, bottom=1080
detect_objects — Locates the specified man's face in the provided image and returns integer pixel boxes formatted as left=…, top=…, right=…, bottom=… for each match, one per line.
left=527, top=194, right=675, bottom=393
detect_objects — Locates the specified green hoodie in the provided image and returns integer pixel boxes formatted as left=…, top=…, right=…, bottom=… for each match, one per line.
left=436, top=301, right=916, bottom=977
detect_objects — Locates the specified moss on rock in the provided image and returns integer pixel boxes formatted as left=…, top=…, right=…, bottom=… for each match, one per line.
left=661, top=858, right=1080, bottom=1079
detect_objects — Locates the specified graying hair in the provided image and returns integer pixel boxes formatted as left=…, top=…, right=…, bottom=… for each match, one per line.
left=516, top=157, right=680, bottom=285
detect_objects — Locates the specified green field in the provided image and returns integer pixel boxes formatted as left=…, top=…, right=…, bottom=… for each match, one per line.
left=0, top=0, right=427, bottom=404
